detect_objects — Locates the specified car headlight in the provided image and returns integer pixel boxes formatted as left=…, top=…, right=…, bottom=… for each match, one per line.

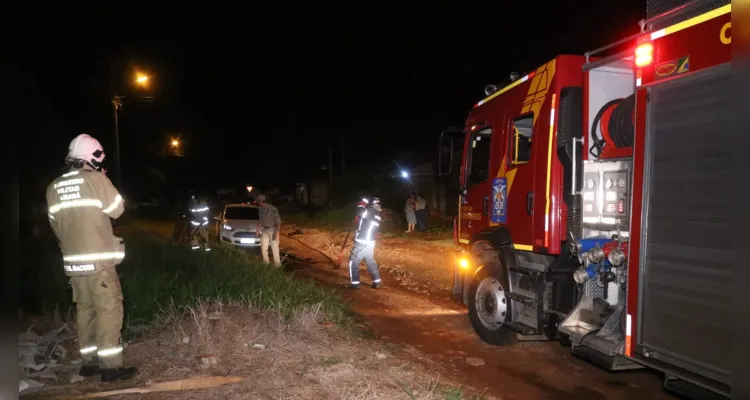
left=222, top=224, right=233, bottom=231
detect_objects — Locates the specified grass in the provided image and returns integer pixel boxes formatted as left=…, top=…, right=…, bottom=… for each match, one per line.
left=21, top=228, right=350, bottom=330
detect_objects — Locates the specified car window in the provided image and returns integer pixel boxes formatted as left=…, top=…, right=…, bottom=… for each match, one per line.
left=224, top=206, right=259, bottom=220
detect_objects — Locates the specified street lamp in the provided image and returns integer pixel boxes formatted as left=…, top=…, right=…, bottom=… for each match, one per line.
left=136, top=73, right=149, bottom=86
left=171, top=138, right=180, bottom=148
left=111, top=68, right=152, bottom=188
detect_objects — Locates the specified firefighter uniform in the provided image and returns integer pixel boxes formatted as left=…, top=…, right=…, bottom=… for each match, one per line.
left=46, top=166, right=134, bottom=379
left=348, top=198, right=383, bottom=289
left=187, top=196, right=211, bottom=251
left=47, top=133, right=136, bottom=382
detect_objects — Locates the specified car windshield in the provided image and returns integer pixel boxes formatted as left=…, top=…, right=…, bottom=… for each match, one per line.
left=224, top=207, right=259, bottom=220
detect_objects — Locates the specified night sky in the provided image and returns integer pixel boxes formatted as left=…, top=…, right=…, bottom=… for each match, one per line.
left=25, top=1, right=644, bottom=199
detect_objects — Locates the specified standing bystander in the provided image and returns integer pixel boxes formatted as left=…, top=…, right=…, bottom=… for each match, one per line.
left=256, top=194, right=282, bottom=267
left=415, top=193, right=427, bottom=232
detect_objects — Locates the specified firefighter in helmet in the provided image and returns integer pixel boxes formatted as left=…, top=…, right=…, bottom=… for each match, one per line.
left=347, top=197, right=383, bottom=289
left=45, top=134, right=137, bottom=381
left=187, top=193, right=211, bottom=251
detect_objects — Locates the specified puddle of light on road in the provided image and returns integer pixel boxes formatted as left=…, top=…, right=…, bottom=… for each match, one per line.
left=364, top=308, right=465, bottom=317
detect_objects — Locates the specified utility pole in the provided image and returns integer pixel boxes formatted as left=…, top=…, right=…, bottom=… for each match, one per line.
left=340, top=134, right=345, bottom=174
left=328, top=145, right=333, bottom=207
left=112, top=95, right=123, bottom=189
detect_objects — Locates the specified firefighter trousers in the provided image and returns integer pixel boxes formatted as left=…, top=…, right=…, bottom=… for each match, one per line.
left=190, top=224, right=211, bottom=251
left=348, top=242, right=381, bottom=285
left=70, top=269, right=124, bottom=369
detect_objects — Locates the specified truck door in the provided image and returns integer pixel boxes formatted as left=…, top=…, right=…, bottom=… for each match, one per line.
left=459, top=127, right=492, bottom=243
left=504, top=114, right=537, bottom=248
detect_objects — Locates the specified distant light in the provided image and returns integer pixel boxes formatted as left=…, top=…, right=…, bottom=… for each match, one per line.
left=246, top=186, right=253, bottom=193
left=171, top=139, right=179, bottom=147
left=400, top=171, right=409, bottom=179
left=136, top=73, right=149, bottom=85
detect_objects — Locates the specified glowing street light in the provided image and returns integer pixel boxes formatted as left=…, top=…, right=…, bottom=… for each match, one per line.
left=171, top=138, right=180, bottom=148
left=400, top=170, right=409, bottom=179
left=135, top=73, right=149, bottom=86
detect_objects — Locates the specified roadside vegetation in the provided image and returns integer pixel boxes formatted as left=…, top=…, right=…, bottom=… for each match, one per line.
left=22, top=228, right=349, bottom=330
left=21, top=225, right=489, bottom=399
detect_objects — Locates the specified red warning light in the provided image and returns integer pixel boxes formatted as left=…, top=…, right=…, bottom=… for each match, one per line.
left=618, top=199, right=625, bottom=213
left=635, top=43, right=654, bottom=67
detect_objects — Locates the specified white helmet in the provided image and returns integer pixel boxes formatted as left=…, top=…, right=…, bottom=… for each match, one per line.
left=67, top=134, right=106, bottom=169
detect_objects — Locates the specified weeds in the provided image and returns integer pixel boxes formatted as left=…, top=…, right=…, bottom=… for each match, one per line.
left=22, top=229, right=350, bottom=330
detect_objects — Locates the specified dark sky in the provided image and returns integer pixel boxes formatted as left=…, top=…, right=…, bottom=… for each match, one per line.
left=26, top=0, right=644, bottom=197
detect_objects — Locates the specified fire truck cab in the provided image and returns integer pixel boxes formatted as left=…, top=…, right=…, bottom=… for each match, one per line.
left=438, top=1, right=732, bottom=398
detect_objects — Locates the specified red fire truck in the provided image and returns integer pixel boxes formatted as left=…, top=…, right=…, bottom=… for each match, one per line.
left=438, top=1, right=731, bottom=398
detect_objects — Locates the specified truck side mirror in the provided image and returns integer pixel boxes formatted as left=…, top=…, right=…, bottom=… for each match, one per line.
left=438, top=136, right=453, bottom=176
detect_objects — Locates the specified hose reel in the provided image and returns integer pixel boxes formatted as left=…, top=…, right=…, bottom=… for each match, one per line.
left=589, top=94, right=635, bottom=158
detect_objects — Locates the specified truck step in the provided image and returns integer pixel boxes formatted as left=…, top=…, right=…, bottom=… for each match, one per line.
left=506, top=321, right=539, bottom=335
left=571, top=345, right=643, bottom=371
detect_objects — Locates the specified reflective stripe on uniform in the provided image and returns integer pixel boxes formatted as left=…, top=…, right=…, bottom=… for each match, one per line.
left=64, top=264, right=96, bottom=272
left=102, top=194, right=123, bottom=214
left=190, top=207, right=209, bottom=213
left=354, top=238, right=375, bottom=244
left=97, top=346, right=123, bottom=357
left=62, top=171, right=80, bottom=177
left=63, top=252, right=125, bottom=263
left=80, top=345, right=97, bottom=354
left=190, top=220, right=201, bottom=226
left=49, top=198, right=103, bottom=214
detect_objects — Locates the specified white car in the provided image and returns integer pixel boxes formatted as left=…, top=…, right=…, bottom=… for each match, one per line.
left=216, top=203, right=261, bottom=248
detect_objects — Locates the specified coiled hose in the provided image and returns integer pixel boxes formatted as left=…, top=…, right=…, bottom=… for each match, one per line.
left=589, top=94, right=635, bottom=158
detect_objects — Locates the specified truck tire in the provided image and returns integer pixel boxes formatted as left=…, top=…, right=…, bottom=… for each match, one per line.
left=468, top=263, right=517, bottom=345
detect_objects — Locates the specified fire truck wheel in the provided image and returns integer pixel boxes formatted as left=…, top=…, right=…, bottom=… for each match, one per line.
left=468, top=264, right=516, bottom=345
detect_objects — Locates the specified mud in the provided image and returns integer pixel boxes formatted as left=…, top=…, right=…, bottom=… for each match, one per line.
left=279, top=234, right=678, bottom=400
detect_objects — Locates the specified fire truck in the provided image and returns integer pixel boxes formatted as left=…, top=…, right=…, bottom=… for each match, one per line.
left=437, top=0, right=731, bottom=398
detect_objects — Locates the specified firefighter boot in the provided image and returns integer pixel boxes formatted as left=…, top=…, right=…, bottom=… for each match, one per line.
left=101, top=366, right=137, bottom=382
left=346, top=283, right=359, bottom=290
left=371, top=281, right=382, bottom=289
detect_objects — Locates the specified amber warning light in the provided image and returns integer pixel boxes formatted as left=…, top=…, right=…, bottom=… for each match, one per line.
left=635, top=43, right=654, bottom=67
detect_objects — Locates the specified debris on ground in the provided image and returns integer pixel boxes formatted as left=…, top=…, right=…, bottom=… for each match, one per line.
left=26, top=300, right=492, bottom=399
left=68, top=375, right=245, bottom=399
left=19, top=323, right=80, bottom=394
left=465, top=357, right=486, bottom=367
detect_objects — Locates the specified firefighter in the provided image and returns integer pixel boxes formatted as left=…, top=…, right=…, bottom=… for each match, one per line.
left=187, top=193, right=211, bottom=251
left=347, top=197, right=383, bottom=289
left=45, top=133, right=137, bottom=382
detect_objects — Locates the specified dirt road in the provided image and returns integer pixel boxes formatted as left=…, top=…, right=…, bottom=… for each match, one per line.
left=132, top=220, right=677, bottom=399
left=279, top=233, right=677, bottom=400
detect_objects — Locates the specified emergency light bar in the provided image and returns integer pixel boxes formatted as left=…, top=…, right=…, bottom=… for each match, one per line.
left=474, top=70, right=537, bottom=108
